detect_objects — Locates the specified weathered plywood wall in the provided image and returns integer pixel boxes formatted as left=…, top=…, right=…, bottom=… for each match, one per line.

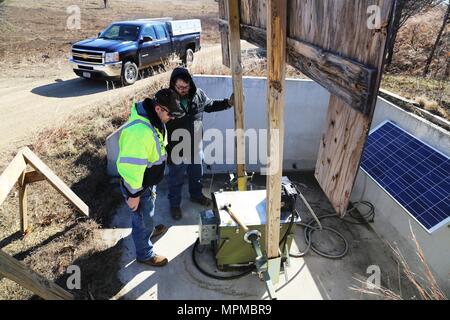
left=219, top=0, right=395, bottom=216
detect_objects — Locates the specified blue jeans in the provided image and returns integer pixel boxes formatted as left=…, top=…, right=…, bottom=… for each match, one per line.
left=120, top=185, right=157, bottom=261
left=167, top=163, right=203, bottom=208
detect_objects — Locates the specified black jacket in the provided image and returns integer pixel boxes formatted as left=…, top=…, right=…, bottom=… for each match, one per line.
left=166, top=68, right=231, bottom=165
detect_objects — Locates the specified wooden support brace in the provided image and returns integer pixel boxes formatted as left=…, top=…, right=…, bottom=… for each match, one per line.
left=20, top=147, right=89, bottom=217
left=0, top=249, right=74, bottom=300
left=265, top=0, right=287, bottom=259
left=18, top=170, right=29, bottom=234
left=17, top=169, right=45, bottom=234
left=0, top=151, right=27, bottom=206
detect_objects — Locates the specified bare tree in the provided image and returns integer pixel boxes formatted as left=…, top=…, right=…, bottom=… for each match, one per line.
left=386, top=0, right=443, bottom=67
left=445, top=54, right=450, bottom=78
left=423, top=3, right=449, bottom=77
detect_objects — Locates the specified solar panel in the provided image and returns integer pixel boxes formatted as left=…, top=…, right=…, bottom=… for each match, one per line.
left=361, top=120, right=450, bottom=233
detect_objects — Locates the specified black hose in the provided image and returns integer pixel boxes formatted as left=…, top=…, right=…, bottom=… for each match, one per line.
left=290, top=215, right=349, bottom=259
left=289, top=182, right=375, bottom=259
left=192, top=238, right=255, bottom=280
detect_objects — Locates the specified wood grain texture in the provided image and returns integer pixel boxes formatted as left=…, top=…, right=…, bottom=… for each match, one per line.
left=228, top=0, right=246, bottom=179
left=315, top=96, right=370, bottom=215
left=239, top=23, right=378, bottom=114
left=0, top=249, right=74, bottom=300
left=265, top=0, right=287, bottom=259
left=237, top=0, right=393, bottom=113
left=0, top=150, right=27, bottom=206
left=219, top=0, right=231, bottom=67
left=18, top=170, right=29, bottom=234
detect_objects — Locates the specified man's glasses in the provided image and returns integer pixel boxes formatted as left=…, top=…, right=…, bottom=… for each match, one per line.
left=160, top=105, right=184, bottom=118
left=175, top=84, right=190, bottom=91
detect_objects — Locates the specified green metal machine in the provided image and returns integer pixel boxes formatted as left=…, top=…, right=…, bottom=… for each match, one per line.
left=198, top=177, right=301, bottom=299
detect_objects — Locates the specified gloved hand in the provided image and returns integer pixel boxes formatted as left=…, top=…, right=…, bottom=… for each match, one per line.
left=228, top=93, right=235, bottom=107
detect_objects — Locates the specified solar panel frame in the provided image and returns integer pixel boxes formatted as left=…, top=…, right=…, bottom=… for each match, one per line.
left=360, top=120, right=450, bottom=234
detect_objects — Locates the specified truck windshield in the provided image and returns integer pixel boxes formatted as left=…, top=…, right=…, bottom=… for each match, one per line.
left=99, top=25, right=141, bottom=41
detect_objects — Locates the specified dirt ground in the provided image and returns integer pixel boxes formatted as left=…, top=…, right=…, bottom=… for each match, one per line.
left=0, top=0, right=220, bottom=77
left=0, top=0, right=221, bottom=157
left=0, top=0, right=222, bottom=300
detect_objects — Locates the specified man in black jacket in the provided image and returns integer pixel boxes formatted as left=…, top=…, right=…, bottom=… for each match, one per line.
left=166, top=67, right=234, bottom=220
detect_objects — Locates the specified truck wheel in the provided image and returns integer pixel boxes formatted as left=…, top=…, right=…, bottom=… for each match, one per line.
left=121, top=61, right=138, bottom=85
left=182, top=48, right=194, bottom=66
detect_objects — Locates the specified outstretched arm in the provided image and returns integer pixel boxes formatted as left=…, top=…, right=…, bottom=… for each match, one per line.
left=201, top=89, right=233, bottom=113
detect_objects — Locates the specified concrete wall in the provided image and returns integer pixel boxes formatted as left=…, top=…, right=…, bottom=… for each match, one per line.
left=196, top=75, right=330, bottom=173
left=106, top=76, right=331, bottom=176
left=351, top=98, right=450, bottom=295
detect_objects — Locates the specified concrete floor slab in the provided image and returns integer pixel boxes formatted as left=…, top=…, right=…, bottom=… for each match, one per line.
left=106, top=173, right=417, bottom=300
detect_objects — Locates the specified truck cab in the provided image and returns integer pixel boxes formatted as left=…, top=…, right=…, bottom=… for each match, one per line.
left=69, top=18, right=201, bottom=85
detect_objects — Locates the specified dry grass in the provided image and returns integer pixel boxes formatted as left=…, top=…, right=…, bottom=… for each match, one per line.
left=415, top=95, right=450, bottom=119
left=0, top=0, right=221, bottom=78
left=350, top=223, right=447, bottom=300
left=388, top=5, right=449, bottom=79
left=191, top=46, right=306, bottom=79
left=0, top=73, right=169, bottom=300
left=381, top=5, right=450, bottom=121
left=381, top=74, right=450, bottom=121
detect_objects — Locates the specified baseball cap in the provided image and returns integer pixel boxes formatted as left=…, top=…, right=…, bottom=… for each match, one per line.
left=154, top=88, right=185, bottom=118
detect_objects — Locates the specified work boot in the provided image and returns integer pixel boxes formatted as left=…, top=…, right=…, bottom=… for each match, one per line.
left=170, top=207, right=182, bottom=220
left=137, top=254, right=168, bottom=267
left=190, top=195, right=212, bottom=207
left=150, top=224, right=168, bottom=240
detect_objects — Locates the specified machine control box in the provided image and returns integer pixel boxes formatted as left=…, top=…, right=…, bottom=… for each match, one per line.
left=199, top=209, right=219, bottom=245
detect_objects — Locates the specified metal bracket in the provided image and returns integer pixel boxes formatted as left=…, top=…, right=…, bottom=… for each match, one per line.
left=267, top=257, right=281, bottom=287
left=246, top=230, right=278, bottom=300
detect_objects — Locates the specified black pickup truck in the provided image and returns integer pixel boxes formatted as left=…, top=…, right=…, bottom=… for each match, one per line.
left=70, top=18, right=201, bottom=85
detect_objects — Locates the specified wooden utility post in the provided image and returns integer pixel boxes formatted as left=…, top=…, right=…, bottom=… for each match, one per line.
left=227, top=0, right=247, bottom=190
left=265, top=0, right=287, bottom=259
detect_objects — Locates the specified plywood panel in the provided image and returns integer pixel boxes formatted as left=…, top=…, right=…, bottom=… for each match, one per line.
left=288, top=1, right=393, bottom=67
left=238, top=23, right=378, bottom=114
left=315, top=96, right=370, bottom=215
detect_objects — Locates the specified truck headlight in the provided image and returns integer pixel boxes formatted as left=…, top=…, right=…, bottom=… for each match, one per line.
left=105, top=52, right=119, bottom=63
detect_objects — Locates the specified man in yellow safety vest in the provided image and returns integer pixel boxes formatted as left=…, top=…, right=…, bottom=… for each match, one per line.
left=117, top=88, right=184, bottom=267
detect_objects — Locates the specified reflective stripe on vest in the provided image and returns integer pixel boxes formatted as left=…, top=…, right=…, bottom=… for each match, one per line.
left=119, top=119, right=165, bottom=168
left=123, top=180, right=143, bottom=194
